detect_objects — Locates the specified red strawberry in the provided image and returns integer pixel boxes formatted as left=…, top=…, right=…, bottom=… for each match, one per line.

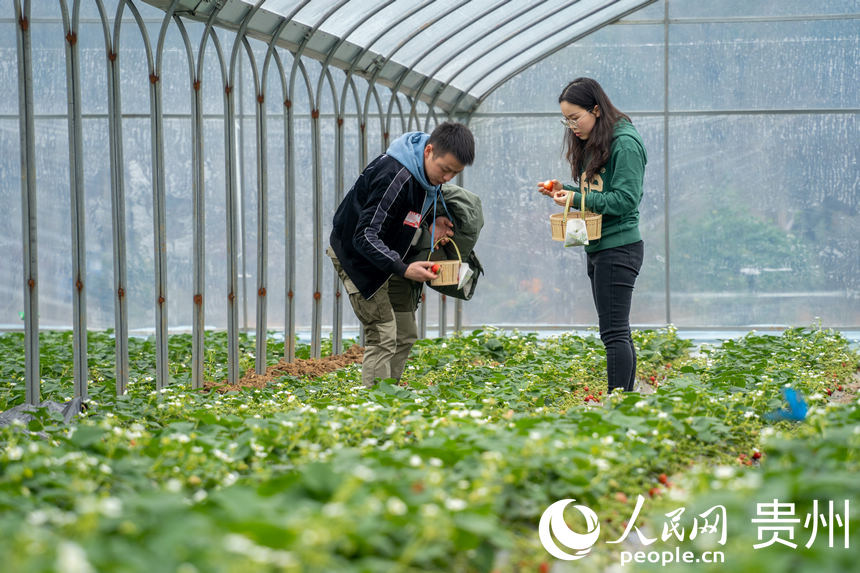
left=430, top=263, right=440, bottom=274
left=752, top=450, right=762, bottom=460
left=649, top=375, right=656, bottom=382
left=649, top=487, right=660, bottom=498
left=658, top=473, right=668, bottom=485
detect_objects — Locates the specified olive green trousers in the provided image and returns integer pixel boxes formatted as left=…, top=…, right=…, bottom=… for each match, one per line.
left=327, top=248, right=420, bottom=387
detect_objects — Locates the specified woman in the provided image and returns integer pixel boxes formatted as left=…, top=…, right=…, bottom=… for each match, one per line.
left=539, top=77, right=647, bottom=393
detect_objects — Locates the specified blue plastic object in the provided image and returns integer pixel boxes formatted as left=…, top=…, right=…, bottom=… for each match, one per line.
left=764, top=387, right=808, bottom=422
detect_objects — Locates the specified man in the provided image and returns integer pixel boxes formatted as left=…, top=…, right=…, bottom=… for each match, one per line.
left=328, top=122, right=475, bottom=387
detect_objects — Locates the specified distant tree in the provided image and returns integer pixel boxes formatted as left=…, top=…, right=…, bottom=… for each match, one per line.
left=671, top=205, right=825, bottom=292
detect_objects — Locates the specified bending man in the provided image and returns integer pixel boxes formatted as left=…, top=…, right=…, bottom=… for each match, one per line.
left=328, top=122, right=476, bottom=387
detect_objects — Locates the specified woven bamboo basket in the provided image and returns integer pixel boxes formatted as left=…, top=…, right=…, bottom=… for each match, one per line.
left=427, top=239, right=461, bottom=286
left=550, top=189, right=602, bottom=241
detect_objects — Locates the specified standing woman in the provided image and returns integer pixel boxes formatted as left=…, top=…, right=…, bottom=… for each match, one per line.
left=539, top=77, right=647, bottom=393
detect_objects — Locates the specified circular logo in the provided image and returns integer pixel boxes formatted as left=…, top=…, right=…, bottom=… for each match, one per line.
left=538, top=499, right=601, bottom=560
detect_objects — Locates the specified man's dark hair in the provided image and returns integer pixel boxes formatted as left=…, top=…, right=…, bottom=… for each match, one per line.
left=427, top=121, right=475, bottom=166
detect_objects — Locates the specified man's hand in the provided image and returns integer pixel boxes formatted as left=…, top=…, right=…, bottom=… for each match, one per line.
left=404, top=260, right=438, bottom=282
left=432, top=216, right=454, bottom=246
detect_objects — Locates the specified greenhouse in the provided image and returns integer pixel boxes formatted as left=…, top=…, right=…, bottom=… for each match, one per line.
left=0, top=0, right=857, bottom=571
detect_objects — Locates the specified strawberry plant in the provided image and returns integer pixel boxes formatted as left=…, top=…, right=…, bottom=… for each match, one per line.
left=0, top=325, right=856, bottom=572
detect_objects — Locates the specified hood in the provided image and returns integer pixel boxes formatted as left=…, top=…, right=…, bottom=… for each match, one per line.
left=385, top=131, right=439, bottom=193
left=613, top=119, right=648, bottom=165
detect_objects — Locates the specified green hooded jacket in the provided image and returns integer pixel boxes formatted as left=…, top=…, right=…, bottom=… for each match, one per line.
left=406, top=183, right=484, bottom=300
left=562, top=119, right=646, bottom=253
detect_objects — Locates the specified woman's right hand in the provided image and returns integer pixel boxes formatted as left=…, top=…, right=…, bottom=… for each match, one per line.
left=537, top=179, right=560, bottom=197
left=551, top=190, right=572, bottom=207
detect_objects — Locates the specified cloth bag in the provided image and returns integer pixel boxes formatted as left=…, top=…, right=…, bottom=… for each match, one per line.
left=563, top=188, right=590, bottom=247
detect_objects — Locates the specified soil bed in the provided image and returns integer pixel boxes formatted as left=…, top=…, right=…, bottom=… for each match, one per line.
left=204, top=344, right=364, bottom=393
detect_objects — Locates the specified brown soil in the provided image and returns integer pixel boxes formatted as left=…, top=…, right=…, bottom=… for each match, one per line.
left=203, top=344, right=364, bottom=393
left=829, top=370, right=860, bottom=404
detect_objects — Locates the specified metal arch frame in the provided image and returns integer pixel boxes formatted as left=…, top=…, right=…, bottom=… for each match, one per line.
left=14, top=0, right=39, bottom=405
left=250, top=3, right=320, bottom=372
left=336, top=0, right=434, bottom=133
left=389, top=89, right=408, bottom=139
left=113, top=0, right=221, bottom=392
left=132, top=0, right=664, bottom=121
left=284, top=0, right=352, bottom=359
left=126, top=0, right=169, bottom=391
left=408, top=0, right=548, bottom=131
left=286, top=55, right=314, bottom=352
left=311, top=0, right=398, bottom=355
left=313, top=65, right=340, bottom=354
left=111, top=0, right=170, bottom=390
left=255, top=10, right=302, bottom=372
left=245, top=35, right=270, bottom=376
left=283, top=54, right=314, bottom=362
left=358, top=0, right=470, bottom=147
left=268, top=46, right=299, bottom=362
left=452, top=0, right=659, bottom=113
left=258, top=2, right=314, bottom=363
left=312, top=0, right=396, bottom=111
left=192, top=11, right=227, bottom=387
left=110, top=0, right=175, bottom=392
left=380, top=0, right=502, bottom=136
left=219, top=0, right=264, bottom=383
left=168, top=16, right=203, bottom=387
left=422, top=0, right=589, bottom=124
left=235, top=34, right=270, bottom=376
left=96, top=0, right=131, bottom=397
left=152, top=0, right=240, bottom=391
left=58, top=0, right=88, bottom=401
left=192, top=14, right=230, bottom=388
left=365, top=83, right=386, bottom=156
left=330, top=74, right=364, bottom=354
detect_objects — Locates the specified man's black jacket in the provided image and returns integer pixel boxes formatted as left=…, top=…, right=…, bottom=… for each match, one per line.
left=330, top=153, right=428, bottom=299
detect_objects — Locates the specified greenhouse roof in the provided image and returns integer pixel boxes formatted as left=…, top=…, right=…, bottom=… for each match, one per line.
left=142, top=0, right=656, bottom=115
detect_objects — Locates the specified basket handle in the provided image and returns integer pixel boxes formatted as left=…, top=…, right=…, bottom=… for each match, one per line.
left=562, top=187, right=574, bottom=224
left=562, top=185, right=591, bottom=219
left=428, top=238, right=461, bottom=263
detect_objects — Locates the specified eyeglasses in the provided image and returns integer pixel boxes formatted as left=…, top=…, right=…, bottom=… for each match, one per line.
left=559, top=107, right=595, bottom=129
left=559, top=117, right=580, bottom=129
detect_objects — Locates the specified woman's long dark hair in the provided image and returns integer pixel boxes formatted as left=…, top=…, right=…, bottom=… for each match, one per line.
left=559, top=78, right=631, bottom=184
